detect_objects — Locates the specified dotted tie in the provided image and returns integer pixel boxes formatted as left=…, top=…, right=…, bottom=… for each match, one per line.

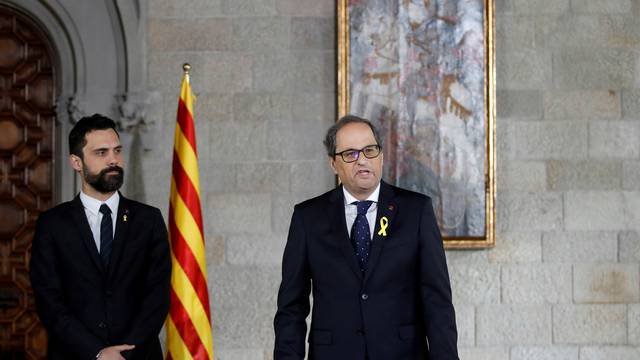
left=99, top=204, right=113, bottom=268
left=351, top=201, right=373, bottom=273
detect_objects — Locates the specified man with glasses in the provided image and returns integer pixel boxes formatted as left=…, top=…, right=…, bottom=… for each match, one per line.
left=274, top=115, right=459, bottom=360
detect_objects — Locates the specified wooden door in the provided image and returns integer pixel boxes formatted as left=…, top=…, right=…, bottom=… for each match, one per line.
left=0, top=5, right=56, bottom=359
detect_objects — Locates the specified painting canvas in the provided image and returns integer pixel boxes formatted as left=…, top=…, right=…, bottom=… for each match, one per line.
left=338, top=0, right=495, bottom=248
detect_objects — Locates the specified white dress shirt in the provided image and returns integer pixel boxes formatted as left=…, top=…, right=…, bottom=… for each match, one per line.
left=343, top=183, right=380, bottom=240
left=79, top=191, right=119, bottom=252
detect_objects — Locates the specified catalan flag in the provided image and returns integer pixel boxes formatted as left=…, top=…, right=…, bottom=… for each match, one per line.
left=166, top=64, right=214, bottom=360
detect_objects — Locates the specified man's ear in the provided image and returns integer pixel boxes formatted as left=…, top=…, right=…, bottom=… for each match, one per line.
left=328, top=156, right=337, bottom=174
left=69, top=154, right=82, bottom=172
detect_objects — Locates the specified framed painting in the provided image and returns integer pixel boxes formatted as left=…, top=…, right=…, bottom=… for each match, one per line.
left=338, top=0, right=495, bottom=248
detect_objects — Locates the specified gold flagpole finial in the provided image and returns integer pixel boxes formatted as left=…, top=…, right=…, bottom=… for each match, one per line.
left=182, top=63, right=191, bottom=74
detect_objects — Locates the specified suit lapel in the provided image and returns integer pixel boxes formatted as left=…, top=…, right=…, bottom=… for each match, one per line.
left=328, top=186, right=363, bottom=281
left=108, top=194, right=131, bottom=280
left=364, top=181, right=397, bottom=283
left=69, top=195, right=105, bottom=275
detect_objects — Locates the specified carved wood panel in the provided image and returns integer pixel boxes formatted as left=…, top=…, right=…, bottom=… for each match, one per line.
left=0, top=5, right=55, bottom=359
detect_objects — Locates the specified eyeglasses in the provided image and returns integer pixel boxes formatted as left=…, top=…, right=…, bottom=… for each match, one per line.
left=334, top=144, right=382, bottom=163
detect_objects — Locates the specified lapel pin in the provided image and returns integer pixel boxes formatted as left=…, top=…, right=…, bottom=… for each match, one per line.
left=377, top=216, right=389, bottom=237
left=123, top=215, right=128, bottom=222
left=388, top=204, right=394, bottom=211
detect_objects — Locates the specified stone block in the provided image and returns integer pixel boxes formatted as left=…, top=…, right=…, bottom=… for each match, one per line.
left=553, top=305, right=627, bottom=344
left=206, top=235, right=225, bottom=266
left=542, top=231, right=618, bottom=262
left=535, top=15, right=607, bottom=49
left=546, top=160, right=622, bottom=190
left=233, top=93, right=292, bottom=123
left=208, top=267, right=280, bottom=348
left=201, top=162, right=236, bottom=194
left=444, top=249, right=490, bottom=264
left=232, top=18, right=289, bottom=51
left=206, top=193, right=271, bottom=234
left=498, top=161, right=546, bottom=191
left=509, top=121, right=588, bottom=159
left=498, top=49, right=552, bottom=89
left=458, top=347, right=509, bottom=360
left=149, top=18, right=231, bottom=51
left=589, top=121, right=640, bottom=159
left=543, top=90, right=620, bottom=120
left=477, top=305, right=551, bottom=345
left=603, top=15, right=640, bottom=48
left=221, top=0, right=277, bottom=16
left=226, top=234, right=286, bottom=266
left=215, top=348, right=265, bottom=360
left=290, top=161, right=334, bottom=193
left=496, top=90, right=542, bottom=119
left=497, top=192, right=563, bottom=231
left=573, top=263, right=640, bottom=303
left=291, top=92, right=335, bottom=124
left=291, top=17, right=334, bottom=50
left=622, top=89, right=640, bottom=119
left=193, top=93, right=234, bottom=123
left=271, top=192, right=320, bottom=234
left=630, top=304, right=640, bottom=345
left=623, top=161, right=640, bottom=190
left=564, top=191, right=625, bottom=230
left=292, top=52, right=335, bottom=93
left=502, top=264, right=572, bottom=303
left=619, top=230, right=640, bottom=262
left=626, top=192, right=640, bottom=229
left=209, top=121, right=266, bottom=162
left=511, top=346, right=578, bottom=360
left=149, top=0, right=222, bottom=18
left=252, top=52, right=295, bottom=92
left=571, top=0, right=633, bottom=14
left=449, top=264, right=501, bottom=304
left=512, top=0, right=570, bottom=13
left=276, top=0, right=334, bottom=17
left=454, top=304, right=474, bottom=346
left=553, top=49, right=635, bottom=89
left=236, top=163, right=291, bottom=193
left=266, top=119, right=327, bottom=161
left=488, top=231, right=542, bottom=263
left=149, top=52, right=252, bottom=93
left=496, top=16, right=536, bottom=50
left=580, top=347, right=640, bottom=360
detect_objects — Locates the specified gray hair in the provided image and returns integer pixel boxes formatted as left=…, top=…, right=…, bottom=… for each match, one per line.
left=323, top=115, right=384, bottom=156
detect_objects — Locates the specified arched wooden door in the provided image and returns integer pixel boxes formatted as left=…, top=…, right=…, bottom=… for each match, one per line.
left=0, top=4, right=56, bottom=359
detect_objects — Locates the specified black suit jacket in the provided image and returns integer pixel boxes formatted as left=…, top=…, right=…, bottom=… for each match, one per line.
left=274, top=182, right=458, bottom=360
left=30, top=194, right=171, bottom=360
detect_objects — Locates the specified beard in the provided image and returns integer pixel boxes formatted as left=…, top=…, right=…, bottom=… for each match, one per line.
left=83, top=164, right=124, bottom=193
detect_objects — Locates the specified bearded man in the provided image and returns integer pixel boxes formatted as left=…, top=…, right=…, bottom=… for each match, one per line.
left=30, top=114, right=171, bottom=360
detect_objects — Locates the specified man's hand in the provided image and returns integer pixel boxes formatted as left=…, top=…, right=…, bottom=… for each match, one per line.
left=97, top=344, right=135, bottom=360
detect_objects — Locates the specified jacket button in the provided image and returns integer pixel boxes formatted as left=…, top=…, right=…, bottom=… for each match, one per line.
left=98, top=322, right=107, bottom=329
left=356, top=330, right=365, bottom=336
left=105, top=290, right=113, bottom=297
left=361, top=293, right=368, bottom=300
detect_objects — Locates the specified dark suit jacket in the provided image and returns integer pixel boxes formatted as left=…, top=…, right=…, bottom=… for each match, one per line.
left=274, top=182, right=458, bottom=360
left=30, top=194, right=171, bottom=360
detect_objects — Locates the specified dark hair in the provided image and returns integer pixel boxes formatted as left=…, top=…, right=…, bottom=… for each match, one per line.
left=323, top=115, right=383, bottom=156
left=69, top=114, right=119, bottom=158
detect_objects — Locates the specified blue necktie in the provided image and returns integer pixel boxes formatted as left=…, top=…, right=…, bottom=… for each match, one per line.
left=99, top=204, right=113, bottom=268
left=351, top=201, right=373, bottom=273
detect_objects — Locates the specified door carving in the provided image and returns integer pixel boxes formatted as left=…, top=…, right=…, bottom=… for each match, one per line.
left=0, top=5, right=56, bottom=359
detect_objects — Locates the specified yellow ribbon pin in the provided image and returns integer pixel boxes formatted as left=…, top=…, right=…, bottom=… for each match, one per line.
left=123, top=215, right=128, bottom=222
left=377, top=216, right=389, bottom=236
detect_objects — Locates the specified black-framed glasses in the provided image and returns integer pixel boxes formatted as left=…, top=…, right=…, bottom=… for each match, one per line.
left=334, top=144, right=382, bottom=163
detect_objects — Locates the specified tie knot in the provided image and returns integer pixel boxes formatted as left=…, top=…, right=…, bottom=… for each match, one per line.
left=99, top=204, right=112, bottom=215
left=354, top=200, right=373, bottom=216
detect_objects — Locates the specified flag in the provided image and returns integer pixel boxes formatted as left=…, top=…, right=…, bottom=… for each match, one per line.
left=166, top=64, right=214, bottom=360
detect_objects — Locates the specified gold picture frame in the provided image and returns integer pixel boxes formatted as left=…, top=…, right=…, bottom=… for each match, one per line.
left=338, top=0, right=495, bottom=249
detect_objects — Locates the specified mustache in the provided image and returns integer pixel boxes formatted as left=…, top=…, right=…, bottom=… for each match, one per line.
left=100, top=166, right=124, bottom=177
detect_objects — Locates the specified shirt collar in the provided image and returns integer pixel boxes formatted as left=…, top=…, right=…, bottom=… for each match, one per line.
left=342, top=182, right=381, bottom=206
left=80, top=191, right=120, bottom=216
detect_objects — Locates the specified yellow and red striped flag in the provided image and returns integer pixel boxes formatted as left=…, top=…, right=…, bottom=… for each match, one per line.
left=166, top=64, right=214, bottom=360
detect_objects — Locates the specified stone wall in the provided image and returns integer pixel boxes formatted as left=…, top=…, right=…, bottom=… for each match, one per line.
left=144, top=0, right=640, bottom=359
